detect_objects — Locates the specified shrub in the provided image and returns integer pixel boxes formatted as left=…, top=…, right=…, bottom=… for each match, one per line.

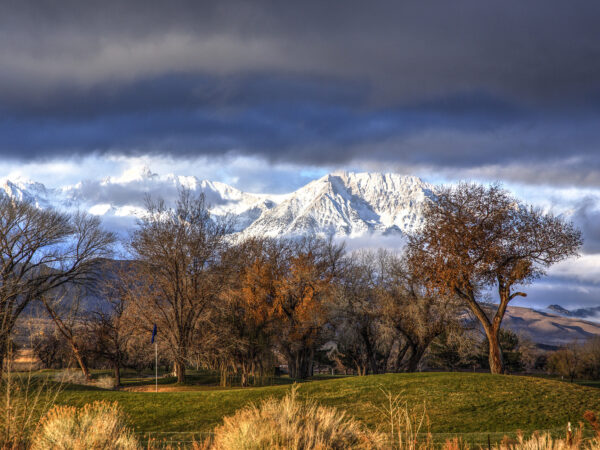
left=31, top=401, right=140, bottom=450
left=53, top=369, right=88, bottom=385
left=207, top=385, right=385, bottom=449
left=492, top=426, right=589, bottom=450
left=95, top=375, right=116, bottom=390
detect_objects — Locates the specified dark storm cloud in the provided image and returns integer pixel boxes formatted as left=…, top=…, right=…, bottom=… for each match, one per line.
left=2, top=0, right=600, bottom=184
left=572, top=197, right=600, bottom=254
left=516, top=279, right=600, bottom=312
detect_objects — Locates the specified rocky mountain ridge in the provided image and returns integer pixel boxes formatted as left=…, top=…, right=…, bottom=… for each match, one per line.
left=0, top=168, right=434, bottom=240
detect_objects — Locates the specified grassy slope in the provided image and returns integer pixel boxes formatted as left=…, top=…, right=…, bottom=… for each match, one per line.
left=56, top=372, right=600, bottom=439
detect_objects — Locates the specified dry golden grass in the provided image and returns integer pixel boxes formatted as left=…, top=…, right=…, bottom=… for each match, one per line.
left=491, top=430, right=600, bottom=450
left=373, top=387, right=432, bottom=449
left=1, top=372, right=63, bottom=448
left=206, top=384, right=385, bottom=449
left=31, top=401, right=140, bottom=450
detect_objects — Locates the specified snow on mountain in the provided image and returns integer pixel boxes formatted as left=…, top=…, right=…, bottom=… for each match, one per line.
left=0, top=166, right=278, bottom=234
left=0, top=168, right=435, bottom=239
left=1, top=178, right=59, bottom=209
left=238, top=171, right=435, bottom=239
left=547, top=304, right=600, bottom=321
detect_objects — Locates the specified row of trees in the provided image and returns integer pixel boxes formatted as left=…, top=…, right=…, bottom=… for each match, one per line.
left=1, top=182, right=582, bottom=384
left=547, top=337, right=600, bottom=382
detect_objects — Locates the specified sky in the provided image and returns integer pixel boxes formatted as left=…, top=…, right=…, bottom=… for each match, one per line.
left=1, top=0, right=600, bottom=313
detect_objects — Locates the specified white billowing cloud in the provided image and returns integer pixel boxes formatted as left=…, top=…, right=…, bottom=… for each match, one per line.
left=1, top=153, right=598, bottom=311
left=548, top=255, right=600, bottom=285
left=0, top=153, right=329, bottom=196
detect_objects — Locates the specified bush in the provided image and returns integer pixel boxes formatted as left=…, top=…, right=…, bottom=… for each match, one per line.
left=53, top=369, right=88, bottom=385
left=493, top=431, right=584, bottom=450
left=31, top=401, right=140, bottom=450
left=95, top=375, right=116, bottom=390
left=207, top=385, right=385, bottom=449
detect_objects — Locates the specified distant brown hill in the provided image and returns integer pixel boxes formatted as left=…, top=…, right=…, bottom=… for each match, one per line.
left=502, top=305, right=600, bottom=347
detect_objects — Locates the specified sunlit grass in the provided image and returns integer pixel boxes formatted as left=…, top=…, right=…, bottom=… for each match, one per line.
left=51, top=372, right=600, bottom=444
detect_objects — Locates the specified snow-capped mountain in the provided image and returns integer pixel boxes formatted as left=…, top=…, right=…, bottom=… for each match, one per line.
left=0, top=168, right=434, bottom=239
left=239, top=171, right=434, bottom=239
left=547, top=304, right=600, bottom=321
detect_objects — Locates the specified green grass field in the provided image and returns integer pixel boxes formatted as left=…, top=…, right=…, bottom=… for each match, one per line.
left=52, top=372, right=600, bottom=445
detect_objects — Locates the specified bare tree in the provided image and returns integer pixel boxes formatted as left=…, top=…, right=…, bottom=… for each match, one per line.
left=86, top=268, right=137, bottom=386
left=32, top=328, right=71, bottom=369
left=548, top=342, right=584, bottom=382
left=408, top=183, right=582, bottom=373
left=582, top=336, right=600, bottom=380
left=0, top=197, right=114, bottom=370
left=331, top=251, right=392, bottom=375
left=126, top=190, right=230, bottom=383
left=379, top=252, right=462, bottom=372
left=40, top=287, right=93, bottom=379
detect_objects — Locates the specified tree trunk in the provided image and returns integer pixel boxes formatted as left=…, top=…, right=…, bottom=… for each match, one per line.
left=406, top=346, right=426, bottom=372
left=287, top=348, right=314, bottom=379
left=70, top=343, right=91, bottom=381
left=112, top=362, right=121, bottom=387
left=356, top=363, right=367, bottom=376
left=240, top=362, right=248, bottom=387
left=174, top=360, right=186, bottom=383
left=394, top=341, right=410, bottom=372
left=361, top=328, right=379, bottom=375
left=0, top=335, right=5, bottom=373
left=457, top=287, right=507, bottom=375
left=220, top=367, right=228, bottom=387
left=487, top=329, right=504, bottom=374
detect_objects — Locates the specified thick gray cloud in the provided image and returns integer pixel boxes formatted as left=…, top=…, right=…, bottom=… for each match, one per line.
left=3, top=0, right=600, bottom=103
left=572, top=197, right=600, bottom=254
left=1, top=0, right=600, bottom=186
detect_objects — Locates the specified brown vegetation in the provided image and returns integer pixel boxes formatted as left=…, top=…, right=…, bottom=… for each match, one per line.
left=207, top=385, right=385, bottom=450
left=0, top=196, right=114, bottom=371
left=1, top=181, right=587, bottom=388
left=31, top=401, right=139, bottom=450
left=407, top=183, right=581, bottom=374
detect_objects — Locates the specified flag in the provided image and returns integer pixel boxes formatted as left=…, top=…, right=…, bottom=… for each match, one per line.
left=151, top=324, right=157, bottom=344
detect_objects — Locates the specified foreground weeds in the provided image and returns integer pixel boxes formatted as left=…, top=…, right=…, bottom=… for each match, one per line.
left=1, top=365, right=63, bottom=448
left=206, top=384, right=385, bottom=449
left=374, top=387, right=431, bottom=449
left=3, top=380, right=600, bottom=449
left=31, top=401, right=140, bottom=450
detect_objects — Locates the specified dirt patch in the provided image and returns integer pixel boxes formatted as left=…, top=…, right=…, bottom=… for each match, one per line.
left=120, top=384, right=233, bottom=392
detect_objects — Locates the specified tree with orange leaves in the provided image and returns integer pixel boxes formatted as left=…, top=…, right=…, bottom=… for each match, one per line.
left=216, top=238, right=283, bottom=386
left=407, top=183, right=581, bottom=374
left=272, top=239, right=342, bottom=379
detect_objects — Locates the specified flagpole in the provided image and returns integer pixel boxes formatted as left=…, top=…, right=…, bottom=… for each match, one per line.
left=155, top=340, right=158, bottom=393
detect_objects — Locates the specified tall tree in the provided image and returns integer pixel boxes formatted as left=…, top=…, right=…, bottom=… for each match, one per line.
left=381, top=253, right=462, bottom=372
left=407, top=183, right=581, bottom=374
left=86, top=269, right=136, bottom=386
left=331, top=251, right=391, bottom=376
left=126, top=190, right=229, bottom=383
left=272, top=239, right=342, bottom=379
left=40, top=288, right=93, bottom=380
left=216, top=238, right=283, bottom=386
left=0, top=197, right=114, bottom=370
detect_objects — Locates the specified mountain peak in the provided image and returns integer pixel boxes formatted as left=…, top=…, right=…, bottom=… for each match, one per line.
left=238, top=170, right=434, bottom=239
left=0, top=169, right=435, bottom=241
left=110, top=165, right=158, bottom=184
